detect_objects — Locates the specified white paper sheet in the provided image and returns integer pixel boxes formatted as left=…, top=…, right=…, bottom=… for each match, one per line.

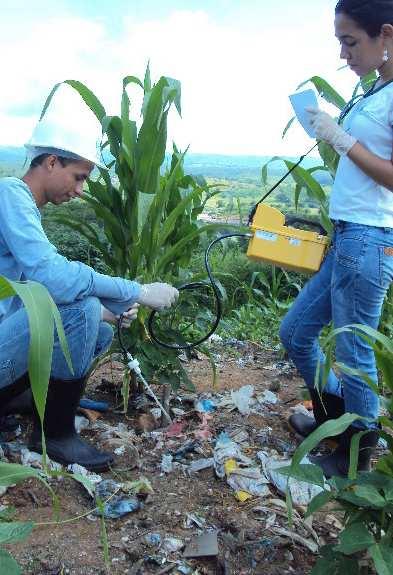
left=289, top=89, right=318, bottom=138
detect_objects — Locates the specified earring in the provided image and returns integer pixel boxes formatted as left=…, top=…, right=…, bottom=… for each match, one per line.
left=383, top=48, right=389, bottom=62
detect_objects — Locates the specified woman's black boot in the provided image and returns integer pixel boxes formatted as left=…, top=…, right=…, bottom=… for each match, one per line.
left=289, top=389, right=345, bottom=438
left=311, top=425, right=379, bottom=478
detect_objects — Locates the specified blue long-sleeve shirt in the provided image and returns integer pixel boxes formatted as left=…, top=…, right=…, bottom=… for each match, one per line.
left=0, top=177, right=141, bottom=320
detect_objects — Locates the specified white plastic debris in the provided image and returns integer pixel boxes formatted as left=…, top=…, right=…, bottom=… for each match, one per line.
left=20, top=448, right=62, bottom=471
left=68, top=463, right=102, bottom=482
left=226, top=465, right=270, bottom=498
left=188, top=458, right=215, bottom=473
left=259, top=390, right=278, bottom=405
left=213, top=433, right=253, bottom=478
left=114, top=446, right=126, bottom=456
left=162, top=537, right=184, bottom=553
left=161, top=454, right=174, bottom=474
left=74, top=415, right=90, bottom=434
left=150, top=408, right=162, bottom=420
left=230, top=385, right=255, bottom=415
left=258, top=451, right=325, bottom=506
left=209, top=334, right=223, bottom=344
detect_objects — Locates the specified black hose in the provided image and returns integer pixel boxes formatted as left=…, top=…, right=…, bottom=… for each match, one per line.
left=117, top=232, right=251, bottom=354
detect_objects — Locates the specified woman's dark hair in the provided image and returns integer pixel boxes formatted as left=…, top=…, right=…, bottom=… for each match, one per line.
left=30, top=154, right=76, bottom=169
left=335, top=0, right=393, bottom=37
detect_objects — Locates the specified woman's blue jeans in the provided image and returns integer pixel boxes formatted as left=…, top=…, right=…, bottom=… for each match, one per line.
left=280, top=222, right=393, bottom=429
left=0, top=296, right=114, bottom=388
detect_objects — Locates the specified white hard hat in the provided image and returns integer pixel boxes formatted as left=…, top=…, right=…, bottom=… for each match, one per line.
left=25, top=84, right=106, bottom=169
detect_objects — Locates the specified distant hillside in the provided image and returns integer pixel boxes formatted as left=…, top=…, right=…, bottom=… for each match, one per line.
left=0, top=146, right=330, bottom=184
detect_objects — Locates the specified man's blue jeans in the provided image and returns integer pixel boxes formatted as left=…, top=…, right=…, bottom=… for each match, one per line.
left=0, top=296, right=113, bottom=388
left=280, top=222, right=393, bottom=429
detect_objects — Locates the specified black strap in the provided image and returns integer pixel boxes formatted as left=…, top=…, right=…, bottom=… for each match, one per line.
left=247, top=141, right=319, bottom=225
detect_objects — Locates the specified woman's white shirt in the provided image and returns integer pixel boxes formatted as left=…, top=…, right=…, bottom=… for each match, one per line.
left=329, top=81, right=393, bottom=227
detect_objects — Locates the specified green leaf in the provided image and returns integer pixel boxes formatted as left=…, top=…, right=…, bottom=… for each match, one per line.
left=40, top=80, right=106, bottom=123
left=0, top=463, right=42, bottom=488
left=306, top=490, right=334, bottom=517
left=0, top=522, right=34, bottom=544
left=297, top=76, right=346, bottom=110
left=278, top=463, right=326, bottom=488
left=290, top=413, right=360, bottom=469
left=369, top=542, right=393, bottom=575
left=337, top=523, right=374, bottom=554
left=352, top=485, right=386, bottom=508
left=0, top=549, right=22, bottom=575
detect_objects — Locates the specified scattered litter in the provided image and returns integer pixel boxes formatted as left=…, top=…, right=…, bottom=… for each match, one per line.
left=224, top=459, right=270, bottom=501
left=74, top=415, right=90, bottom=434
left=185, top=513, right=206, bottom=529
left=114, top=446, right=126, bottom=456
left=230, top=385, right=255, bottom=415
left=172, top=440, right=199, bottom=461
left=177, top=565, right=192, bottom=575
left=188, top=458, right=214, bottom=474
left=20, top=448, right=62, bottom=471
left=162, top=537, right=184, bottom=553
left=145, top=533, right=161, bottom=547
left=94, top=480, right=141, bottom=519
left=258, top=452, right=325, bottom=506
left=228, top=428, right=250, bottom=445
left=165, top=421, right=186, bottom=438
left=208, top=334, right=223, bottom=344
left=68, top=463, right=102, bottom=485
left=171, top=407, right=186, bottom=417
left=195, top=399, right=216, bottom=413
left=258, top=390, right=278, bottom=405
left=214, top=432, right=253, bottom=478
left=150, top=408, right=162, bottom=420
left=183, top=531, right=218, bottom=558
left=193, top=415, right=213, bottom=441
left=161, top=454, right=174, bottom=474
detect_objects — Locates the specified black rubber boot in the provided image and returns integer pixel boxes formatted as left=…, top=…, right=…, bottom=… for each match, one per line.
left=0, top=373, right=31, bottom=432
left=29, top=376, right=113, bottom=472
left=311, top=425, right=379, bottom=478
left=1, top=389, right=33, bottom=416
left=289, top=390, right=345, bottom=438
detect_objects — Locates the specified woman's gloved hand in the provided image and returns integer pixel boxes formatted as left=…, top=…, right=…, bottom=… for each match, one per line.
left=307, top=107, right=357, bottom=156
left=137, top=283, right=179, bottom=310
left=101, top=303, right=140, bottom=327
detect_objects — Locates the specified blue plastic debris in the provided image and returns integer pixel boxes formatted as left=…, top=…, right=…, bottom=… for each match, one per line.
left=144, top=533, right=161, bottom=547
left=195, top=399, right=216, bottom=413
left=79, top=398, right=109, bottom=412
left=94, top=479, right=141, bottom=519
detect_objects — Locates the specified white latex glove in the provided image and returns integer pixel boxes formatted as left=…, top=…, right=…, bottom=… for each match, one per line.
left=101, top=303, right=140, bottom=327
left=137, top=282, right=179, bottom=311
left=307, top=107, right=357, bottom=156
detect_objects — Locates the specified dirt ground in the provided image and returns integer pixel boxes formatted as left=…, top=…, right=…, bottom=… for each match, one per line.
left=3, top=342, right=346, bottom=574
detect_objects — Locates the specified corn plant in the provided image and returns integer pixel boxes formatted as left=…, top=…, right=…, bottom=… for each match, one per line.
left=41, top=66, right=233, bottom=392
left=279, top=324, right=393, bottom=574
left=0, top=276, right=71, bottom=574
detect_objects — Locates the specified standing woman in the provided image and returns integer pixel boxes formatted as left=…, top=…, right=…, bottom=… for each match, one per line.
left=279, top=0, right=393, bottom=477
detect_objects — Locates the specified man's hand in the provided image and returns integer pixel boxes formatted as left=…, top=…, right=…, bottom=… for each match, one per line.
left=137, top=282, right=179, bottom=310
left=307, top=107, right=356, bottom=156
left=101, top=303, right=140, bottom=327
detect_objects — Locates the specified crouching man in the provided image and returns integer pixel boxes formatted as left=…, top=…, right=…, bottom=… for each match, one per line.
left=0, top=96, right=178, bottom=471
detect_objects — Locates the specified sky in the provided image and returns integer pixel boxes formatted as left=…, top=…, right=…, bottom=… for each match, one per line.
left=0, top=0, right=359, bottom=157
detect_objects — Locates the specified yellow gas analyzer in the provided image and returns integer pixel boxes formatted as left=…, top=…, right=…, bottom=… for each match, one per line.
left=247, top=204, right=329, bottom=274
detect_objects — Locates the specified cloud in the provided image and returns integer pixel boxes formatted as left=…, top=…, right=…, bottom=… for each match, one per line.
left=0, top=6, right=356, bottom=156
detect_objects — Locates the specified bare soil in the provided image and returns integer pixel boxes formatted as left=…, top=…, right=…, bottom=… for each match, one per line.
left=5, top=343, right=342, bottom=575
